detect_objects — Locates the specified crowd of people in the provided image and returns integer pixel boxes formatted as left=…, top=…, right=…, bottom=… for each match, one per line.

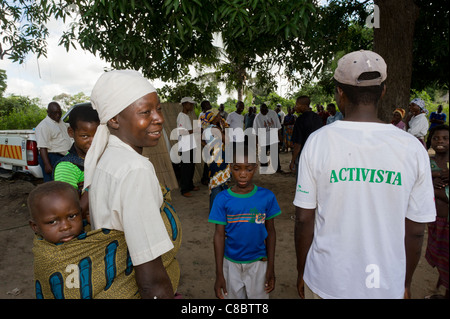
left=28, top=49, right=448, bottom=299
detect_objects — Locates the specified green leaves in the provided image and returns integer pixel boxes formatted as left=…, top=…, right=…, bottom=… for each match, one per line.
left=2, top=0, right=316, bottom=92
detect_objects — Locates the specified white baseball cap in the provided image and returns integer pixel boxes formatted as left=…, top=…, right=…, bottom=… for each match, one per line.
left=180, top=97, right=196, bottom=104
left=334, top=50, right=387, bottom=87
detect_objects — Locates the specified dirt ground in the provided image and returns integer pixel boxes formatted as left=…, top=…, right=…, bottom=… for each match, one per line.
left=0, top=152, right=445, bottom=299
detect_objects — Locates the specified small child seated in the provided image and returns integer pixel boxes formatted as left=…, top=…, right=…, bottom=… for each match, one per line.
left=28, top=181, right=84, bottom=244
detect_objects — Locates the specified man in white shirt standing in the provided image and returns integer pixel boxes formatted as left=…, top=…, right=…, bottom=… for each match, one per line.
left=177, top=97, right=199, bottom=197
left=226, top=101, right=245, bottom=142
left=35, top=102, right=72, bottom=182
left=253, top=103, right=282, bottom=173
left=293, top=50, right=436, bottom=299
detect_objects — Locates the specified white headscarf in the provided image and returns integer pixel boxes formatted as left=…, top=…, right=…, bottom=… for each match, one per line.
left=84, top=70, right=156, bottom=189
left=410, top=98, right=428, bottom=115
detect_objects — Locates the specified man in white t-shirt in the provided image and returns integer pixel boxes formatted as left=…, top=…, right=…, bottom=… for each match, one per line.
left=177, top=97, right=199, bottom=197
left=226, top=101, right=245, bottom=142
left=293, top=50, right=436, bottom=299
left=253, top=103, right=282, bottom=173
left=35, top=102, right=72, bottom=182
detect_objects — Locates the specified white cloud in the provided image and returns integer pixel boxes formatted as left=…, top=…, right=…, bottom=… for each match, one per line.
left=4, top=77, right=38, bottom=97
left=0, top=17, right=110, bottom=107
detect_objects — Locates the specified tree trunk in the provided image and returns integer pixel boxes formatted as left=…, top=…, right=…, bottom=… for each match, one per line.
left=237, top=85, right=243, bottom=102
left=373, top=0, right=420, bottom=122
left=235, top=65, right=246, bottom=102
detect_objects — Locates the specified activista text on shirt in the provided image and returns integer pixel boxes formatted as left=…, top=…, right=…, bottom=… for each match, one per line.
left=329, top=167, right=402, bottom=186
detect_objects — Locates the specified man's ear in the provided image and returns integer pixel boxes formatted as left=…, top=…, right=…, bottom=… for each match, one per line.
left=380, top=84, right=387, bottom=99
left=107, top=116, right=119, bottom=130
left=336, top=86, right=344, bottom=99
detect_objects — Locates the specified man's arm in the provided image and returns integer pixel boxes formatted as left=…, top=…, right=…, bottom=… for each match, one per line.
left=290, top=118, right=302, bottom=171
left=290, top=143, right=302, bottom=172
left=404, top=218, right=425, bottom=299
left=294, top=206, right=315, bottom=298
left=134, top=256, right=174, bottom=299
left=39, top=148, right=53, bottom=174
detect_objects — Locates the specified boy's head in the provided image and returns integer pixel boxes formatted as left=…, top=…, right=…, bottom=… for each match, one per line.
left=429, top=124, right=449, bottom=154
left=28, top=181, right=83, bottom=244
left=231, top=142, right=257, bottom=190
left=68, top=104, right=100, bottom=157
left=295, top=96, right=311, bottom=113
left=333, top=50, right=387, bottom=115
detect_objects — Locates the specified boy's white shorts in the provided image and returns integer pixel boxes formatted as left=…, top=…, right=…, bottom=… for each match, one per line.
left=223, top=258, right=269, bottom=299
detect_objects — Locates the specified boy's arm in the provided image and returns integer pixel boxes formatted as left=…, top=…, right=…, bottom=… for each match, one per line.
left=294, top=206, right=315, bottom=299
left=264, top=218, right=276, bottom=293
left=404, top=218, right=425, bottom=299
left=213, top=224, right=227, bottom=299
left=53, top=161, right=79, bottom=189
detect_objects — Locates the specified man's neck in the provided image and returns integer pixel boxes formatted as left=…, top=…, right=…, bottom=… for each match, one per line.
left=343, top=104, right=383, bottom=123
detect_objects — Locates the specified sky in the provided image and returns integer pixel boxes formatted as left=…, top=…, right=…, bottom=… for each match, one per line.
left=0, top=6, right=298, bottom=110
left=0, top=17, right=173, bottom=108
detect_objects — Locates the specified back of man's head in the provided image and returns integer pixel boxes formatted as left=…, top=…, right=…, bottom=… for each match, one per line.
left=333, top=50, right=387, bottom=107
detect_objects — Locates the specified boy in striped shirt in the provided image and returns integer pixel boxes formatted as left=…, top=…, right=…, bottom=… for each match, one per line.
left=209, top=143, right=281, bottom=299
left=53, top=104, right=99, bottom=221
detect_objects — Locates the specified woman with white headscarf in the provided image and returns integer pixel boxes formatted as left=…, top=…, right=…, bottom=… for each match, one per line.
left=406, top=97, right=429, bottom=148
left=85, top=70, right=174, bottom=298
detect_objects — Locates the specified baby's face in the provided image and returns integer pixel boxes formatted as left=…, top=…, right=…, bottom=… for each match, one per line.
left=30, top=192, right=83, bottom=244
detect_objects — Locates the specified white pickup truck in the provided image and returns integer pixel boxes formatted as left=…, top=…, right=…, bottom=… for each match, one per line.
left=0, top=103, right=85, bottom=179
left=0, top=129, right=42, bottom=178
